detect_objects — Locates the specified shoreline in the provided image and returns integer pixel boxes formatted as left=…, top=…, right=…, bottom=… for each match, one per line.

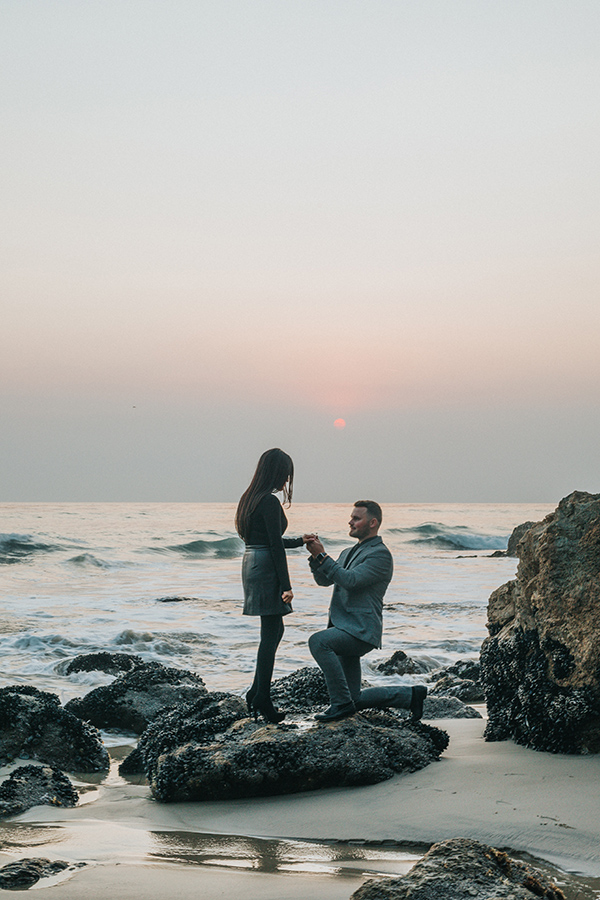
left=2, top=716, right=600, bottom=897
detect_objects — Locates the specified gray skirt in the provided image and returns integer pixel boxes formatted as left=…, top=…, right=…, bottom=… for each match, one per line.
left=241, top=546, right=293, bottom=616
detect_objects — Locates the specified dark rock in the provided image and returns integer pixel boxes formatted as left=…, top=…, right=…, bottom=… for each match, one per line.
left=0, top=765, right=78, bottom=818
left=0, top=857, right=80, bottom=888
left=481, top=491, right=600, bottom=754
left=428, top=659, right=485, bottom=703
left=507, top=520, right=536, bottom=557
left=65, top=661, right=207, bottom=734
left=441, top=659, right=481, bottom=681
left=65, top=652, right=144, bottom=676
left=270, top=666, right=330, bottom=711
left=119, top=691, right=246, bottom=776
left=155, top=596, right=199, bottom=603
left=351, top=837, right=565, bottom=899
left=0, top=686, right=109, bottom=771
left=488, top=549, right=507, bottom=557
left=429, top=675, right=485, bottom=703
left=418, top=695, right=481, bottom=719
left=375, top=650, right=431, bottom=676
left=118, top=745, right=145, bottom=775
left=145, top=708, right=448, bottom=802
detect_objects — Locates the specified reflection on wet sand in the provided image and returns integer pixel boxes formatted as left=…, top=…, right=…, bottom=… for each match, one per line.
left=149, top=832, right=422, bottom=878
left=2, top=823, right=600, bottom=898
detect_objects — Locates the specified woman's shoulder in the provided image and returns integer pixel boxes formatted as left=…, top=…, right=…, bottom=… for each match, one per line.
left=256, top=492, right=281, bottom=513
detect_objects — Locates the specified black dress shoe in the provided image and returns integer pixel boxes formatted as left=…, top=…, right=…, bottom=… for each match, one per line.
left=410, top=685, right=427, bottom=720
left=314, top=702, right=356, bottom=722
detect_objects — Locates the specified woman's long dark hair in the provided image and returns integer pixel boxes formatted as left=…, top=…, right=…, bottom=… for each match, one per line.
left=235, top=448, right=294, bottom=541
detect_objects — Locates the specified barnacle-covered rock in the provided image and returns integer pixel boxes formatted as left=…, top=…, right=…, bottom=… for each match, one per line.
left=119, top=691, right=246, bottom=775
left=65, top=661, right=207, bottom=733
left=270, top=666, right=330, bottom=711
left=65, top=651, right=145, bottom=676
left=143, top=707, right=448, bottom=802
left=428, top=660, right=485, bottom=703
left=0, top=765, right=78, bottom=817
left=0, top=685, right=108, bottom=771
left=376, top=650, right=431, bottom=676
left=481, top=491, right=600, bottom=753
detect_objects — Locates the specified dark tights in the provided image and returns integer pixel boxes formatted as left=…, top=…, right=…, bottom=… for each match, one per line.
left=248, top=614, right=285, bottom=704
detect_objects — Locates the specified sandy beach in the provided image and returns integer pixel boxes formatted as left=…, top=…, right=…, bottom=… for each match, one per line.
left=1, top=714, right=599, bottom=898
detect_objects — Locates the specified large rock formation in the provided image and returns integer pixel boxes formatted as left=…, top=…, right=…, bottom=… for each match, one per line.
left=351, top=838, right=565, bottom=899
left=481, top=491, right=600, bottom=753
left=65, top=661, right=207, bottom=733
left=0, top=765, right=78, bottom=817
left=0, top=686, right=109, bottom=771
left=136, top=700, right=448, bottom=801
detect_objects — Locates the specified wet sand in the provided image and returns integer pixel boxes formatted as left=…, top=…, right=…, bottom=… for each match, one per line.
left=1, top=716, right=600, bottom=898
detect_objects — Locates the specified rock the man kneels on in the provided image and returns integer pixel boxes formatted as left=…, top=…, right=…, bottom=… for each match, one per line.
left=307, top=500, right=427, bottom=723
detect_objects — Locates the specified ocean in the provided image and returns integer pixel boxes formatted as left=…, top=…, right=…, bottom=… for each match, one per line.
left=0, top=501, right=553, bottom=708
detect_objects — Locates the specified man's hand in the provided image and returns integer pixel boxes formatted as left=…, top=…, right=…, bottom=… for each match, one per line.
left=306, top=538, right=325, bottom=557
left=302, top=533, right=318, bottom=544
left=282, top=590, right=293, bottom=604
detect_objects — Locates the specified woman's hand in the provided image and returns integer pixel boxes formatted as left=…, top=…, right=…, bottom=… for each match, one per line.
left=302, top=533, right=318, bottom=544
left=282, top=590, right=294, bottom=604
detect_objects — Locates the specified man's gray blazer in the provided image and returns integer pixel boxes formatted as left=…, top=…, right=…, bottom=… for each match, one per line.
left=309, top=536, right=393, bottom=648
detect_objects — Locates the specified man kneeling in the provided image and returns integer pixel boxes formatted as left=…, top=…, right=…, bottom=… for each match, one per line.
left=307, top=501, right=427, bottom=723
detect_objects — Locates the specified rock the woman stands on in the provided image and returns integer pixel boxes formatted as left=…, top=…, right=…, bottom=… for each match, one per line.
left=235, top=448, right=314, bottom=724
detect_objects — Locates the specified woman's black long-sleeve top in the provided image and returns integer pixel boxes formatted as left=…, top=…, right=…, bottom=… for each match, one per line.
left=245, top=493, right=303, bottom=592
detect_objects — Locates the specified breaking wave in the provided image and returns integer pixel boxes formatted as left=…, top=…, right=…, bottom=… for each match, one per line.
left=152, top=537, right=243, bottom=559
left=388, top=523, right=508, bottom=551
left=65, top=553, right=119, bottom=569
left=0, top=533, right=63, bottom=565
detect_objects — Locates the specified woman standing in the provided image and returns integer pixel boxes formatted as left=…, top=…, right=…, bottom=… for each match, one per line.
left=235, top=448, right=311, bottom=723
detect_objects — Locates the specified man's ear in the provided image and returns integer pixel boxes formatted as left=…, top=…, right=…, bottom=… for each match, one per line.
left=370, top=518, right=378, bottom=530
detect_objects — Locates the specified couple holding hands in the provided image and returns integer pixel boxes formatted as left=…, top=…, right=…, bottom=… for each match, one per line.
left=235, top=448, right=427, bottom=725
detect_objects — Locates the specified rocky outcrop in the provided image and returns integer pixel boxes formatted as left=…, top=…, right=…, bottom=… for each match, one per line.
left=270, top=666, right=331, bottom=712
left=428, top=659, right=485, bottom=703
left=481, top=491, right=600, bottom=753
left=0, top=858, right=81, bottom=889
left=507, top=521, right=536, bottom=557
left=0, top=765, right=78, bottom=817
left=65, top=661, right=207, bottom=733
left=351, top=838, right=565, bottom=899
left=429, top=675, right=483, bottom=703
left=143, top=707, right=448, bottom=802
left=376, top=650, right=431, bottom=676
left=419, top=696, right=481, bottom=719
left=65, top=651, right=145, bottom=676
left=0, top=686, right=109, bottom=771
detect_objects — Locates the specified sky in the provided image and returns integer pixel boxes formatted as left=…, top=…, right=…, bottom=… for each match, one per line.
left=1, top=1, right=599, bottom=502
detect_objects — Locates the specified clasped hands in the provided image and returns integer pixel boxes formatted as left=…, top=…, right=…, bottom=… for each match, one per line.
left=303, top=533, right=325, bottom=557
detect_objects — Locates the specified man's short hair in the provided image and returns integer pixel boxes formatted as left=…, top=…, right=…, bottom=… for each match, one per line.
left=353, top=500, right=383, bottom=525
